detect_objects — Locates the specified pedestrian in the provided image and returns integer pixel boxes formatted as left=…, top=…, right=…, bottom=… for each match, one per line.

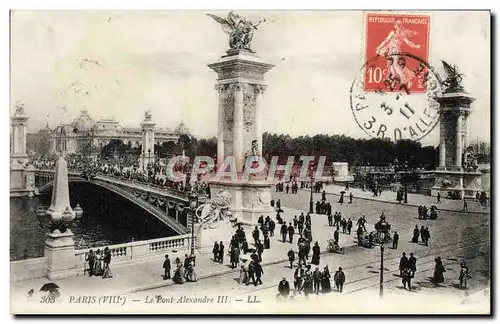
left=412, top=225, right=420, bottom=243
left=402, top=268, right=412, bottom=291
left=313, top=267, right=322, bottom=294
left=437, top=192, right=441, bottom=203
left=334, top=228, right=339, bottom=245
left=302, top=265, right=314, bottom=297
left=247, top=260, right=256, bottom=286
left=294, top=264, right=304, bottom=291
left=218, top=241, right=224, bottom=264
left=252, top=226, right=260, bottom=245
left=268, top=219, right=275, bottom=237
left=408, top=252, right=417, bottom=278
left=392, top=231, right=399, bottom=249
left=256, top=240, right=264, bottom=262
left=322, top=190, right=326, bottom=201
left=254, top=261, right=264, bottom=286
left=432, top=257, right=446, bottom=284
left=321, top=265, right=332, bottom=293
left=163, top=254, right=171, bottom=280
left=334, top=267, right=345, bottom=293
left=263, top=235, right=270, bottom=249
left=311, top=241, right=320, bottom=265
left=239, top=263, right=248, bottom=285
left=287, top=248, right=295, bottom=269
left=347, top=218, right=352, bottom=235
left=86, top=249, right=95, bottom=277
left=424, top=227, right=430, bottom=246
left=288, top=222, right=295, bottom=243
left=230, top=246, right=240, bottom=269
left=463, top=199, right=468, bottom=212
left=349, top=192, right=353, bottom=203
left=459, top=261, right=469, bottom=289
left=278, top=277, right=290, bottom=300
left=298, top=243, right=307, bottom=266
left=328, top=213, right=333, bottom=227
left=183, top=254, right=191, bottom=269
left=102, top=247, right=113, bottom=279
left=212, top=241, right=219, bottom=262
left=281, top=223, right=288, bottom=243
left=399, top=252, right=408, bottom=277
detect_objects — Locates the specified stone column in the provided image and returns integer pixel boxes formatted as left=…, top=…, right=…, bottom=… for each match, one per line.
left=255, top=84, right=267, bottom=154
left=439, top=135, right=446, bottom=169
left=456, top=113, right=463, bottom=168
left=216, top=84, right=225, bottom=170
left=232, top=82, right=245, bottom=173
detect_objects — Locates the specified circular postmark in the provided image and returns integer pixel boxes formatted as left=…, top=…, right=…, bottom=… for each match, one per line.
left=350, top=53, right=443, bottom=142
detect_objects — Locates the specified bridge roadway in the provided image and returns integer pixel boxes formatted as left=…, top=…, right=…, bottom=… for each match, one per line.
left=34, top=169, right=197, bottom=235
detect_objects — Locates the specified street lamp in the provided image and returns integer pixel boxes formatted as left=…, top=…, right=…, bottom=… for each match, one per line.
left=379, top=230, right=386, bottom=298
left=188, top=192, right=199, bottom=261
left=309, top=166, right=314, bottom=214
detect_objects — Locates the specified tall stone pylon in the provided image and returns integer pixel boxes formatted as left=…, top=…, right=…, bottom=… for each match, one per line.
left=44, top=155, right=77, bottom=280
left=46, top=155, right=75, bottom=225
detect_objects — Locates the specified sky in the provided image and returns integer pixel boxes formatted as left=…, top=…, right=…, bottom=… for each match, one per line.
left=10, top=10, right=491, bottom=146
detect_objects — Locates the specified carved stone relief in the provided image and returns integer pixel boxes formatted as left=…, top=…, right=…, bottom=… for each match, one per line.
left=243, top=87, right=256, bottom=133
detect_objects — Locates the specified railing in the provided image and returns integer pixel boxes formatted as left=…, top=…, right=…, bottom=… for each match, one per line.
left=74, top=233, right=194, bottom=271
left=92, top=179, right=188, bottom=234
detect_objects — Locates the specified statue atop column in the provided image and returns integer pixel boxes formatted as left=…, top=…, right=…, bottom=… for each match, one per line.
left=144, top=109, right=152, bottom=122
left=14, top=101, right=26, bottom=116
left=207, top=11, right=267, bottom=51
left=441, top=61, right=465, bottom=93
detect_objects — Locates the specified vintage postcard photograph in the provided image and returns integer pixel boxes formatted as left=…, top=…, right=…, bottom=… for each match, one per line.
left=9, top=10, right=491, bottom=315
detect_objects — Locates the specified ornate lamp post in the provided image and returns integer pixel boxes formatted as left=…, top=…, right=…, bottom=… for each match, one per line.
left=188, top=192, right=199, bottom=261
left=379, top=229, right=386, bottom=298
left=309, top=165, right=314, bottom=214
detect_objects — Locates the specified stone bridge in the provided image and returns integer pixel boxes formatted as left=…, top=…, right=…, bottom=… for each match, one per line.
left=34, top=170, right=204, bottom=235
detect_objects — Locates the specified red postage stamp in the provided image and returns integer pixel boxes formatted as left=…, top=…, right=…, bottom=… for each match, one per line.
left=364, top=13, right=430, bottom=93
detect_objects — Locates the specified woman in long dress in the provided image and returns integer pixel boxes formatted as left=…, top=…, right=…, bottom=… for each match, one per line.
left=239, top=262, right=248, bottom=285
left=432, top=257, right=446, bottom=284
left=185, top=260, right=197, bottom=282
left=93, top=249, right=103, bottom=276
left=173, top=263, right=185, bottom=284
left=321, top=265, right=332, bottom=293
left=311, top=242, right=321, bottom=265
left=102, top=247, right=113, bottom=279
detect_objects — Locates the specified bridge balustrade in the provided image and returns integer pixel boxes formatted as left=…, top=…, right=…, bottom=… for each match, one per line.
left=74, top=233, right=195, bottom=274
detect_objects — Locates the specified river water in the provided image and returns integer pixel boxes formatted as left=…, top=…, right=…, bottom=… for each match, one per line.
left=10, top=182, right=177, bottom=261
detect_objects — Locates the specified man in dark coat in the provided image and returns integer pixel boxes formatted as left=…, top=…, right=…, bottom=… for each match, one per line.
left=341, top=218, right=347, bottom=233
left=313, top=267, right=322, bottom=294
left=306, top=213, right=311, bottom=226
left=399, top=252, right=408, bottom=276
left=392, top=231, right=399, bottom=249
left=218, top=241, right=224, bottom=264
left=347, top=218, right=353, bottom=235
left=402, top=268, right=412, bottom=291
left=86, top=249, right=95, bottom=277
left=424, top=227, right=431, bottom=246
left=256, top=240, right=264, bottom=262
left=278, top=277, right=290, bottom=299
left=252, top=226, right=260, bottom=245
left=408, top=252, right=417, bottom=278
left=183, top=254, right=191, bottom=269
left=334, top=228, right=339, bottom=245
left=163, top=254, right=171, bottom=280
left=288, top=222, right=295, bottom=243
left=281, top=223, right=288, bottom=243
left=247, top=260, right=256, bottom=286
left=294, top=264, right=304, bottom=290
left=212, top=241, right=219, bottom=262
left=287, top=248, right=295, bottom=269
left=334, top=267, right=345, bottom=293
left=322, top=190, right=326, bottom=201
left=254, top=261, right=264, bottom=286
left=263, top=235, right=270, bottom=249
left=349, top=192, right=353, bottom=203
left=268, top=219, right=275, bottom=237
left=328, top=213, right=333, bottom=227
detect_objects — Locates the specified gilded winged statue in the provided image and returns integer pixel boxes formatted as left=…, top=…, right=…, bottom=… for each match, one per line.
left=207, top=12, right=266, bottom=51
left=441, top=60, right=465, bottom=93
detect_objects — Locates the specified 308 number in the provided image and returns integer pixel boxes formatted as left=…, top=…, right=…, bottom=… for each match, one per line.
left=40, top=295, right=56, bottom=304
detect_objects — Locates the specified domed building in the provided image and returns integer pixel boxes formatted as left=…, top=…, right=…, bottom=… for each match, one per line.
left=44, top=110, right=181, bottom=155
left=174, top=121, right=191, bottom=136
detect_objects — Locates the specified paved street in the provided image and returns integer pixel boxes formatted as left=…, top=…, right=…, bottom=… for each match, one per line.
left=10, top=188, right=490, bottom=314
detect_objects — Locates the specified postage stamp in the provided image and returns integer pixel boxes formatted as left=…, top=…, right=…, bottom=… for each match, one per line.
left=364, top=13, right=430, bottom=94
left=351, top=12, right=440, bottom=142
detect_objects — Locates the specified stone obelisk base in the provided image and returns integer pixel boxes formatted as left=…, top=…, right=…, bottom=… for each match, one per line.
left=431, top=169, right=482, bottom=199
left=209, top=178, right=274, bottom=227
left=44, top=230, right=77, bottom=280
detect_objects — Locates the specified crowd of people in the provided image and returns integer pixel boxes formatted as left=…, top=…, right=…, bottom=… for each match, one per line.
left=85, top=247, right=113, bottom=279
left=162, top=253, right=198, bottom=284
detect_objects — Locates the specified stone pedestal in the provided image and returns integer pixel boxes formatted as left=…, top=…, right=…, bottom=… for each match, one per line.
left=209, top=179, right=274, bottom=227
left=208, top=49, right=275, bottom=226
left=431, top=91, right=482, bottom=199
left=44, top=230, right=77, bottom=280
